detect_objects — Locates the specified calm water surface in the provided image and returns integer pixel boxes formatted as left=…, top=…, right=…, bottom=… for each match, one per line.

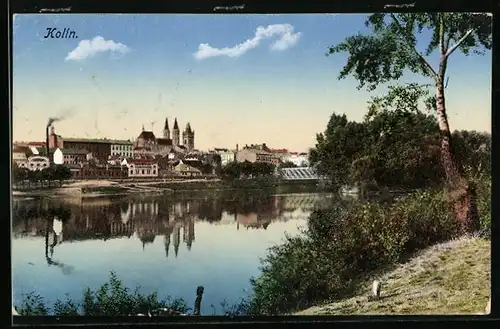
left=12, top=191, right=333, bottom=314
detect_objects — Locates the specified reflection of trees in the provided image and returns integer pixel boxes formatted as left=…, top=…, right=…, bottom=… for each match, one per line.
left=44, top=217, right=75, bottom=275
left=13, top=193, right=330, bottom=256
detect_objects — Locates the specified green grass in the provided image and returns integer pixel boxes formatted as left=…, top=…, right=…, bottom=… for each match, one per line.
left=295, top=237, right=490, bottom=315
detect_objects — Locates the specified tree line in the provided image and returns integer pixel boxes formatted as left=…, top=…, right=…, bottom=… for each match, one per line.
left=220, top=161, right=276, bottom=180
left=309, top=104, right=490, bottom=190
left=12, top=164, right=73, bottom=187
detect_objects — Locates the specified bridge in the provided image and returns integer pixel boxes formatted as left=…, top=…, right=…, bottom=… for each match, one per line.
left=279, top=167, right=327, bottom=181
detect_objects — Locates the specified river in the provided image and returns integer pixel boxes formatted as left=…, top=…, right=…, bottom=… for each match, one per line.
left=12, top=191, right=334, bottom=315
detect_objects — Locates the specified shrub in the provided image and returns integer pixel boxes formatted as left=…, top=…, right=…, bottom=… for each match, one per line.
left=475, top=175, right=491, bottom=234
left=16, top=271, right=189, bottom=316
left=248, top=189, right=461, bottom=315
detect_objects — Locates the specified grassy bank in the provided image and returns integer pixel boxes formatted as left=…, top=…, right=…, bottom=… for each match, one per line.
left=295, top=236, right=490, bottom=315
left=245, top=177, right=491, bottom=315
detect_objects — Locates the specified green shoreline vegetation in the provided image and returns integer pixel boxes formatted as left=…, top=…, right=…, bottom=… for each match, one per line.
left=15, top=13, right=491, bottom=316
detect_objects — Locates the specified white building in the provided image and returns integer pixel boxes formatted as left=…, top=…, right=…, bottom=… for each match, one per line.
left=126, top=159, right=159, bottom=178
left=220, top=151, right=235, bottom=166
left=26, top=156, right=50, bottom=171
left=209, top=148, right=235, bottom=166
left=53, top=148, right=64, bottom=165
left=283, top=152, right=309, bottom=167
left=12, top=146, right=29, bottom=168
left=110, top=140, right=133, bottom=158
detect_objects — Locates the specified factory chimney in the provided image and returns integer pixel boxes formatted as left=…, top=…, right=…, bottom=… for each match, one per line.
left=46, top=125, right=51, bottom=162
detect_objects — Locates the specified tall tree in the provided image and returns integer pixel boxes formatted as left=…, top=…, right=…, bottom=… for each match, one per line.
left=328, top=13, right=491, bottom=233
left=309, top=113, right=367, bottom=187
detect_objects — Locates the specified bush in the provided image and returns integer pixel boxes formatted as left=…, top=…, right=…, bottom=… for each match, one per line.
left=16, top=271, right=189, bottom=316
left=248, top=189, right=461, bottom=314
left=475, top=175, right=491, bottom=234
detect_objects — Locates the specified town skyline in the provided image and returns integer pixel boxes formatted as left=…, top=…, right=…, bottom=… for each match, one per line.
left=13, top=14, right=491, bottom=151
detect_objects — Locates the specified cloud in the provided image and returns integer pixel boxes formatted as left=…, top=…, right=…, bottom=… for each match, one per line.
left=65, top=36, right=130, bottom=61
left=194, top=23, right=301, bottom=60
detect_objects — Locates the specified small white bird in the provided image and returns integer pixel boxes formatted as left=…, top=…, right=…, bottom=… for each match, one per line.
left=372, top=280, right=381, bottom=300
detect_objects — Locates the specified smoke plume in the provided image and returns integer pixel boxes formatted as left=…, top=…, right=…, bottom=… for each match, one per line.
left=46, top=108, right=75, bottom=127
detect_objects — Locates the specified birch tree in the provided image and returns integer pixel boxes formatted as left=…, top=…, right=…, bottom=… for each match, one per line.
left=328, top=13, right=492, bottom=233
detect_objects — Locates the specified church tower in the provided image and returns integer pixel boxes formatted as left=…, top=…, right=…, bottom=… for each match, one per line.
left=172, top=118, right=180, bottom=146
left=182, top=123, right=195, bottom=151
left=163, top=118, right=170, bottom=139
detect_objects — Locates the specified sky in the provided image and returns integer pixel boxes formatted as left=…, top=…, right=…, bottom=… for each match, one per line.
left=12, top=14, right=491, bottom=152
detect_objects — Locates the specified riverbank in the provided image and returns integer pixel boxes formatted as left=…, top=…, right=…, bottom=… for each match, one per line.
left=12, top=178, right=327, bottom=199
left=295, top=236, right=490, bottom=315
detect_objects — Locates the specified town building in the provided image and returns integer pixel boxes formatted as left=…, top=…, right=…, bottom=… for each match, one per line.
left=53, top=148, right=64, bottom=165
left=58, top=148, right=92, bottom=165
left=126, top=159, right=159, bottom=178
left=211, top=148, right=235, bottom=166
left=282, top=152, right=309, bottom=167
left=60, top=138, right=112, bottom=161
left=70, top=164, right=127, bottom=180
left=236, top=148, right=278, bottom=165
left=48, top=126, right=64, bottom=149
left=134, top=117, right=195, bottom=159
left=26, top=155, right=50, bottom=171
left=271, top=148, right=289, bottom=161
left=172, top=160, right=203, bottom=177
left=110, top=140, right=133, bottom=158
left=243, top=143, right=272, bottom=152
left=47, top=126, right=112, bottom=161
left=12, top=146, right=30, bottom=167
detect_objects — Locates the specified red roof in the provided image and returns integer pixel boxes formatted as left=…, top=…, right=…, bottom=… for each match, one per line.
left=27, top=142, right=46, bottom=147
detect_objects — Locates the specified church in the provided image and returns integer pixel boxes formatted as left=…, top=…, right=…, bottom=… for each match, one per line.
left=133, top=118, right=195, bottom=158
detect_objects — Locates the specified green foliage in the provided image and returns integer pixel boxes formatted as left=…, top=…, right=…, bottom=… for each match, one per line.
left=475, top=175, right=491, bottom=233
left=309, top=114, right=366, bottom=187
left=17, top=292, right=50, bottom=315
left=279, top=161, right=297, bottom=169
left=12, top=163, right=73, bottom=185
left=249, top=189, right=461, bottom=314
left=309, top=84, right=490, bottom=190
left=328, top=13, right=492, bottom=90
left=220, top=161, right=275, bottom=180
left=219, top=298, right=251, bottom=316
left=451, top=130, right=491, bottom=179
left=16, top=271, right=189, bottom=316
left=12, top=163, right=29, bottom=182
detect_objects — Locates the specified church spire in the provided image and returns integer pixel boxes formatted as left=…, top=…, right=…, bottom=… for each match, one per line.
left=173, top=118, right=179, bottom=130
left=163, top=118, right=170, bottom=139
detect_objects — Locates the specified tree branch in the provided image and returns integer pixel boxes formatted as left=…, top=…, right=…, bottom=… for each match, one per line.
left=389, top=13, right=438, bottom=80
left=445, top=29, right=474, bottom=59
left=444, top=34, right=452, bottom=53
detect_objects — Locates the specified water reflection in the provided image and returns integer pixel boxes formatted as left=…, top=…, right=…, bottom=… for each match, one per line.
left=45, top=217, right=75, bottom=275
left=12, top=193, right=333, bottom=259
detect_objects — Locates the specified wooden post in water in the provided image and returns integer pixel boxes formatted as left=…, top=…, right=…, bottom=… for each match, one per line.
left=193, top=286, right=204, bottom=315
